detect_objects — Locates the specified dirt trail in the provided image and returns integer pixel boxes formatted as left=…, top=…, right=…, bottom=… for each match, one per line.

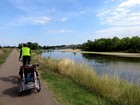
left=0, top=49, right=56, bottom=105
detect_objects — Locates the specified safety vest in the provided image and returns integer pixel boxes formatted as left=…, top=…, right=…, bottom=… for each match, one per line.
left=22, top=47, right=31, bottom=57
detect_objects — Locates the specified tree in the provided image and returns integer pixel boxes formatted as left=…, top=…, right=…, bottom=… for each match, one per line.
left=129, top=36, right=140, bottom=51
left=112, top=37, right=120, bottom=51
left=27, top=42, right=39, bottom=50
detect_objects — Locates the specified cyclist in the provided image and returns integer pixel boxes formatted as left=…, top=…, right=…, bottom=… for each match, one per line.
left=19, top=43, right=31, bottom=78
left=19, top=43, right=31, bottom=65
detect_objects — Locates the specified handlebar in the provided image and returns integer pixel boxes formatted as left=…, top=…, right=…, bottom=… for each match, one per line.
left=32, top=64, right=39, bottom=67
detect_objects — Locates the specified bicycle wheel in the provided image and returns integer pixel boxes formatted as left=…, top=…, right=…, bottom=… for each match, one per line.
left=36, top=78, right=41, bottom=92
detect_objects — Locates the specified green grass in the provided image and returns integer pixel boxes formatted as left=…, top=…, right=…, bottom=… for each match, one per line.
left=0, top=48, right=12, bottom=64
left=41, top=69, right=113, bottom=105
left=32, top=54, right=140, bottom=105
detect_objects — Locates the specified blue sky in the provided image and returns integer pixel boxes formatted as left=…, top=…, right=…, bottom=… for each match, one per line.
left=0, top=0, right=140, bottom=46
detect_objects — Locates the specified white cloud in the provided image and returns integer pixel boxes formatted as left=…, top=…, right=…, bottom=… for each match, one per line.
left=104, top=0, right=122, bottom=3
left=11, top=16, right=52, bottom=25
left=9, top=0, right=52, bottom=15
left=47, top=29, right=75, bottom=33
left=119, top=0, right=140, bottom=8
left=60, top=17, right=68, bottom=22
left=93, top=26, right=140, bottom=39
left=104, top=0, right=115, bottom=3
left=98, top=0, right=140, bottom=26
left=31, top=16, right=52, bottom=24
left=80, top=11, right=85, bottom=14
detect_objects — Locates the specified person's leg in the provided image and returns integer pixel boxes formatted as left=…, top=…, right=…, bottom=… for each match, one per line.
left=23, top=56, right=26, bottom=65
left=23, top=56, right=31, bottom=65
left=36, top=71, right=38, bottom=77
left=28, top=56, right=31, bottom=65
left=19, top=66, right=23, bottom=78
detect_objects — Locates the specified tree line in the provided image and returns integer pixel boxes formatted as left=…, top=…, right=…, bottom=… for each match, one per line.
left=1, top=36, right=140, bottom=52
left=82, top=36, right=140, bottom=53
left=0, top=42, right=80, bottom=50
left=18, top=42, right=75, bottom=50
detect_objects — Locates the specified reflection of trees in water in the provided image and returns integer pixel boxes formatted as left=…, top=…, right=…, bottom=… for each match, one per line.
left=82, top=53, right=110, bottom=63
left=46, top=50, right=54, bottom=53
left=82, top=53, right=140, bottom=63
left=43, top=50, right=54, bottom=58
left=61, top=51, right=76, bottom=55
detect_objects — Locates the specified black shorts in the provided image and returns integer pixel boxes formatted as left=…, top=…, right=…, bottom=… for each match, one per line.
left=23, top=56, right=31, bottom=65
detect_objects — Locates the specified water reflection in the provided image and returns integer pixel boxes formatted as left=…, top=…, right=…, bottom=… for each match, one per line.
left=42, top=50, right=140, bottom=84
left=82, top=53, right=140, bottom=63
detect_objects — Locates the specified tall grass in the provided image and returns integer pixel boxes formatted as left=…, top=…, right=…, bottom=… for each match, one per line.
left=32, top=55, right=140, bottom=105
left=0, top=48, right=12, bottom=64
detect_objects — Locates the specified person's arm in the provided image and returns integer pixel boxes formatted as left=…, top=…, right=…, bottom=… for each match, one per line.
left=19, top=49, right=22, bottom=60
left=30, top=49, right=31, bottom=55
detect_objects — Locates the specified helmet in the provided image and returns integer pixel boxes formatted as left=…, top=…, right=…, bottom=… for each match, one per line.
left=23, top=43, right=27, bottom=47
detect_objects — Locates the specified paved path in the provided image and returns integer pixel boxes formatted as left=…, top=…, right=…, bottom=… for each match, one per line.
left=0, top=49, right=56, bottom=105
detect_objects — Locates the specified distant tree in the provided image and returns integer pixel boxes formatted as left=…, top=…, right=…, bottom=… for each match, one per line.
left=119, top=37, right=130, bottom=51
left=18, top=43, right=23, bottom=49
left=82, top=36, right=140, bottom=52
left=82, top=40, right=94, bottom=51
left=112, top=37, right=120, bottom=51
left=27, top=42, right=39, bottom=50
left=130, top=36, right=140, bottom=50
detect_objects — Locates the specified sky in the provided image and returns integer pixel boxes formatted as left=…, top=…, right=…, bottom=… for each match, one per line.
left=0, top=0, right=140, bottom=46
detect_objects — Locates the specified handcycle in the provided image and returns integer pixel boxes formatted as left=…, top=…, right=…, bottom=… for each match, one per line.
left=18, top=58, right=41, bottom=95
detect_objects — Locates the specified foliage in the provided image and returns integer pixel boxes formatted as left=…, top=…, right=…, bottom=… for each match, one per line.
left=82, top=36, right=140, bottom=52
left=27, top=42, right=39, bottom=50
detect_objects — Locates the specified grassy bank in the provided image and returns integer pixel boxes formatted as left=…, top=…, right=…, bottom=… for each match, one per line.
left=41, top=70, right=113, bottom=105
left=0, top=48, right=12, bottom=64
left=32, top=53, right=140, bottom=105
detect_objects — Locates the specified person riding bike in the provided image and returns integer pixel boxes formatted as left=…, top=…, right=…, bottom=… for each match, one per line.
left=19, top=43, right=31, bottom=65
left=19, top=43, right=31, bottom=78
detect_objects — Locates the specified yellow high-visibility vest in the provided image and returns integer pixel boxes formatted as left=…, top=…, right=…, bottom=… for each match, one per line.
left=22, top=47, right=31, bottom=57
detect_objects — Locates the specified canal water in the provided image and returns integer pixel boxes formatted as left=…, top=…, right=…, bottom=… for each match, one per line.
left=42, top=50, right=140, bottom=84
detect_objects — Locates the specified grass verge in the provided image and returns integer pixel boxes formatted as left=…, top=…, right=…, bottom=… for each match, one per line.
left=32, top=53, right=140, bottom=105
left=0, top=48, right=12, bottom=64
